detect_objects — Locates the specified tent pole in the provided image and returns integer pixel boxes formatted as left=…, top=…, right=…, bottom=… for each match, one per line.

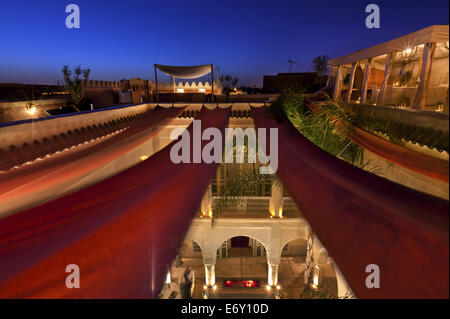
left=211, top=64, right=214, bottom=102
left=154, top=65, right=159, bottom=104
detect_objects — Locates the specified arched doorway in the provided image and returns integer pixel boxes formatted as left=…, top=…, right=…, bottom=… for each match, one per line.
left=278, top=238, right=308, bottom=298
left=217, top=236, right=267, bottom=258
left=214, top=236, right=269, bottom=298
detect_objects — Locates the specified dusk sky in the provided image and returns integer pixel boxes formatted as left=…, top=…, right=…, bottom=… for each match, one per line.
left=0, top=0, right=448, bottom=86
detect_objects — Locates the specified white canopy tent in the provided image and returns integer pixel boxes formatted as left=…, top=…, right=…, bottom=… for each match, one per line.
left=154, top=64, right=215, bottom=102
left=328, top=25, right=449, bottom=110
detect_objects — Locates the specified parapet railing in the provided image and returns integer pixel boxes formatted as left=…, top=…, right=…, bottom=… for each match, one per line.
left=0, top=103, right=154, bottom=171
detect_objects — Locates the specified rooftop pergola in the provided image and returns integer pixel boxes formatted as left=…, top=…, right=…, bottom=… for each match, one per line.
left=328, top=25, right=449, bottom=111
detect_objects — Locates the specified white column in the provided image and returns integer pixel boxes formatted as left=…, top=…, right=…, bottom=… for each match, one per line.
left=202, top=242, right=217, bottom=287
left=377, top=52, right=397, bottom=106
left=267, top=225, right=281, bottom=287
left=330, top=258, right=356, bottom=299
left=268, top=264, right=279, bottom=286
left=361, top=58, right=374, bottom=104
left=346, top=62, right=358, bottom=103
left=412, top=42, right=437, bottom=110
left=201, top=185, right=213, bottom=217
left=205, top=264, right=216, bottom=286
left=332, top=65, right=342, bottom=101
left=269, top=180, right=283, bottom=217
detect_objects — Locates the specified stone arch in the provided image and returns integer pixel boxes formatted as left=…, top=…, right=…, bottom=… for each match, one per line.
left=215, top=235, right=269, bottom=259
left=179, top=235, right=203, bottom=259
left=279, top=226, right=308, bottom=252
left=183, top=233, right=204, bottom=252
left=281, top=237, right=307, bottom=257
left=211, top=232, right=270, bottom=257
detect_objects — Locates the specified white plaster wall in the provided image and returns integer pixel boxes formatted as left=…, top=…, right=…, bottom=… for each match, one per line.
left=184, top=218, right=308, bottom=265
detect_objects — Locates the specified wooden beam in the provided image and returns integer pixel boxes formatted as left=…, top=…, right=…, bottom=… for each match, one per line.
left=211, top=64, right=214, bottom=102
left=346, top=62, right=358, bottom=103
left=377, top=52, right=397, bottom=106
left=154, top=65, right=159, bottom=104
left=332, top=65, right=342, bottom=101
left=360, top=58, right=374, bottom=104
left=412, top=42, right=437, bottom=110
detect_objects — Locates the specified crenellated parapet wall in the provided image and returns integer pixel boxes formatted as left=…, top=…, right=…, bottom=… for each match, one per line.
left=0, top=103, right=155, bottom=171
left=156, top=80, right=223, bottom=94
left=83, top=80, right=121, bottom=89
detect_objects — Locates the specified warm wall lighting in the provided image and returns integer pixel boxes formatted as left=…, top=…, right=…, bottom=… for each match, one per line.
left=140, top=155, right=149, bottom=162
left=311, top=264, right=320, bottom=290
left=198, top=88, right=206, bottom=93
left=26, top=103, right=37, bottom=115
left=176, top=88, right=185, bottom=93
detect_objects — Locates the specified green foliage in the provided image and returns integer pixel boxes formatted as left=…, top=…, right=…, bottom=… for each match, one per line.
left=268, top=90, right=364, bottom=166
left=356, top=115, right=449, bottom=152
left=62, top=65, right=90, bottom=107
left=212, top=168, right=276, bottom=221
left=219, top=74, right=239, bottom=96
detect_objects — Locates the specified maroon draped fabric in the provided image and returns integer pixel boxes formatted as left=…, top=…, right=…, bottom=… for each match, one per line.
left=305, top=103, right=449, bottom=183
left=0, top=106, right=230, bottom=298
left=0, top=106, right=183, bottom=217
left=349, top=125, right=449, bottom=183
left=251, top=106, right=448, bottom=299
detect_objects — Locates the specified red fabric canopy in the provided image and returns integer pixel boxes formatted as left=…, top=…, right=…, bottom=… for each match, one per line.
left=251, top=106, right=448, bottom=298
left=0, top=106, right=230, bottom=298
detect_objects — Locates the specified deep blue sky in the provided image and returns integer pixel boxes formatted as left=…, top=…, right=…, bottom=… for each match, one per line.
left=0, top=0, right=448, bottom=86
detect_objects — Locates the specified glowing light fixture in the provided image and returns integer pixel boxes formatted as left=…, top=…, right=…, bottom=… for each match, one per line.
left=176, top=88, right=185, bottom=93
left=26, top=103, right=37, bottom=115
left=311, top=264, right=320, bottom=290
left=212, top=285, right=217, bottom=291
left=266, top=285, right=272, bottom=292
left=400, top=46, right=418, bottom=62
left=198, top=88, right=206, bottom=93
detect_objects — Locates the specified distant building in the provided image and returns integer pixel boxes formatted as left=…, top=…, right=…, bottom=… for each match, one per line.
left=263, top=72, right=326, bottom=94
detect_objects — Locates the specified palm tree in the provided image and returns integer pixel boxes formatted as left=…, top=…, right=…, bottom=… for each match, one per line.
left=312, top=55, right=329, bottom=76
left=62, top=65, right=90, bottom=110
